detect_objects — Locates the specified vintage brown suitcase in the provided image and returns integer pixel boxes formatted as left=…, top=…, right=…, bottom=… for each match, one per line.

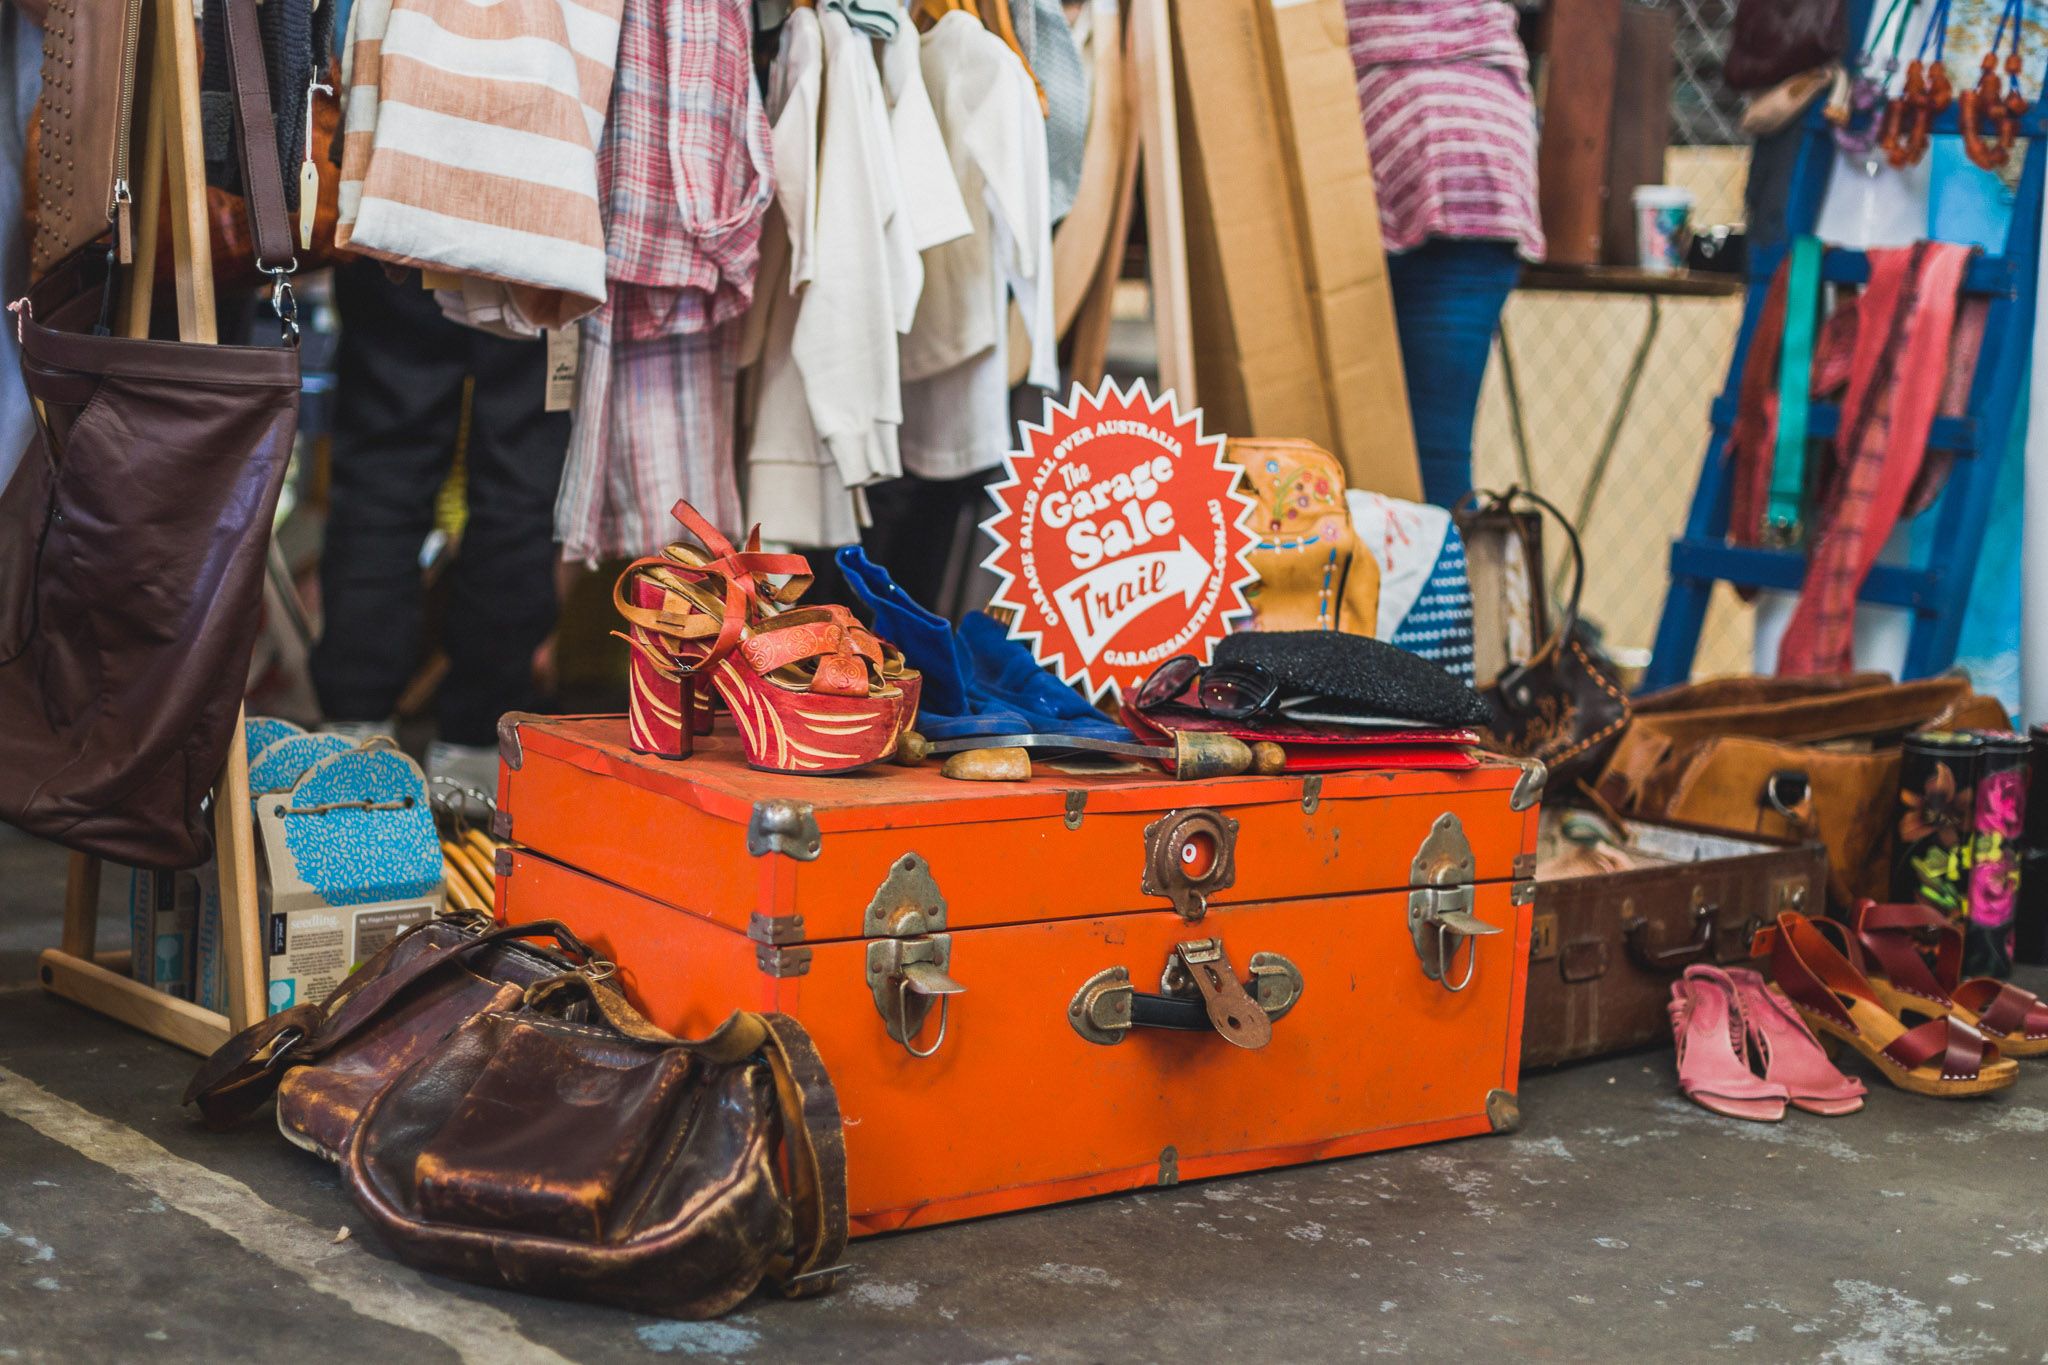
left=1520, top=809, right=1826, bottom=1069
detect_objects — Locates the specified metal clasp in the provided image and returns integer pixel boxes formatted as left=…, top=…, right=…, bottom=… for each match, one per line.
left=1408, top=813, right=1501, bottom=993
left=1141, top=808, right=1239, bottom=921
left=865, top=935, right=964, bottom=1058
left=862, top=853, right=963, bottom=1057
left=264, top=261, right=301, bottom=347
left=1068, top=943, right=1304, bottom=1046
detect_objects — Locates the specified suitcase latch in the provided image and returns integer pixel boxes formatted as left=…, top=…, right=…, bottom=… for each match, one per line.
left=1069, top=941, right=1302, bottom=1048
left=1408, top=813, right=1501, bottom=992
left=863, top=854, right=964, bottom=1057
left=1141, top=808, right=1240, bottom=921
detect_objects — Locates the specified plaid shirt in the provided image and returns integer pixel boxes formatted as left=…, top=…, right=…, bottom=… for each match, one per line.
left=556, top=0, right=770, bottom=558
left=602, top=0, right=772, bottom=338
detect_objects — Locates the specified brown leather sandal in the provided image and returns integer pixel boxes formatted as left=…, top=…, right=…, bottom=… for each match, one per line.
left=1765, top=912, right=2018, bottom=1099
left=1850, top=900, right=2048, bottom=1058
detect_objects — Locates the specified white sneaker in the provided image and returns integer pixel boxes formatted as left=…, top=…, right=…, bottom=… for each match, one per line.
left=427, top=740, right=501, bottom=823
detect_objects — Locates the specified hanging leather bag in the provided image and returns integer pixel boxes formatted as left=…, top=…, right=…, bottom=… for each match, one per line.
left=1722, top=0, right=1847, bottom=93
left=186, top=914, right=849, bottom=1319
left=0, top=0, right=302, bottom=869
left=1454, top=487, right=1631, bottom=796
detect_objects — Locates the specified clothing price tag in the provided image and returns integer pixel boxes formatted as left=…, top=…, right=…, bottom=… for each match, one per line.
left=545, top=325, right=579, bottom=413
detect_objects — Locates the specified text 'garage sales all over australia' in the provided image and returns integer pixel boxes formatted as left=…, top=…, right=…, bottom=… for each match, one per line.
left=983, top=380, right=1258, bottom=701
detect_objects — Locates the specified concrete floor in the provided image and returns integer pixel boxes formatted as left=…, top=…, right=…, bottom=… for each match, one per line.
left=4, top=829, right=2048, bottom=1363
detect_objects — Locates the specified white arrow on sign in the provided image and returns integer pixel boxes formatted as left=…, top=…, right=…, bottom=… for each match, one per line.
left=1050, top=536, right=1210, bottom=663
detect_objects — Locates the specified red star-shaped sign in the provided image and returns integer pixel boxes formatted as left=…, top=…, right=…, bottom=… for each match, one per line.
left=982, top=379, right=1257, bottom=702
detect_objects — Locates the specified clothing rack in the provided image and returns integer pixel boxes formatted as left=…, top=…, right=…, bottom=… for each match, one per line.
left=37, top=0, right=268, bottom=1053
left=1643, top=0, right=2044, bottom=691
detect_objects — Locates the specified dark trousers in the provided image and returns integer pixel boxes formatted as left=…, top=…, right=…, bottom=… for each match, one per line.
left=1386, top=238, right=1522, bottom=509
left=311, top=262, right=569, bottom=746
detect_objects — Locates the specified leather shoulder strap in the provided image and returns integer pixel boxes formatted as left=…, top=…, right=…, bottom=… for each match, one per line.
left=218, top=0, right=295, bottom=271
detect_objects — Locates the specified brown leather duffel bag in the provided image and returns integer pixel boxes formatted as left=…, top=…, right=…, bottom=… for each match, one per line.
left=188, top=914, right=848, bottom=1318
left=1592, top=675, right=2009, bottom=908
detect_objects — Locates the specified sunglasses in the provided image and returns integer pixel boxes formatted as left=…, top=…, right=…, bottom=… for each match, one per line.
left=1131, top=655, right=1281, bottom=720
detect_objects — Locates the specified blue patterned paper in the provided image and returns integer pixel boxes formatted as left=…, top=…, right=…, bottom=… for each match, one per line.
left=279, top=749, right=441, bottom=906
left=249, top=733, right=351, bottom=797
left=244, top=716, right=304, bottom=765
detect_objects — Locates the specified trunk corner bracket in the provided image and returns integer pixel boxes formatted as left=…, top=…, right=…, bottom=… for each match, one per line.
left=1485, top=1088, right=1520, bottom=1133
left=748, top=800, right=822, bottom=861
left=1510, top=758, right=1547, bottom=812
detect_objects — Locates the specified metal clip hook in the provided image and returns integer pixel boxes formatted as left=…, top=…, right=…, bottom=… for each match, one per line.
left=895, top=977, right=952, bottom=1058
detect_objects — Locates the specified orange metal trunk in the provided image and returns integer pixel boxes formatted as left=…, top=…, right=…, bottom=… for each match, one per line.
left=494, top=716, right=1541, bottom=1236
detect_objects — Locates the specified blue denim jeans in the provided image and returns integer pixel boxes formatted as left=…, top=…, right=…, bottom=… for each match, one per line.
left=1386, top=238, right=1521, bottom=509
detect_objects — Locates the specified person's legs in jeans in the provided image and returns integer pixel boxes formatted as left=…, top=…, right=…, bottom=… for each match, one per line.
left=311, top=261, right=468, bottom=724
left=1386, top=238, right=1521, bottom=509
left=436, top=327, right=571, bottom=746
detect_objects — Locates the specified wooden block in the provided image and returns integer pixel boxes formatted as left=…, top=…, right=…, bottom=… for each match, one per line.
left=1601, top=3, right=1677, bottom=267
left=1129, top=0, right=1193, bottom=399
left=1536, top=0, right=1624, bottom=267
left=61, top=852, right=100, bottom=959
left=38, top=950, right=231, bottom=1057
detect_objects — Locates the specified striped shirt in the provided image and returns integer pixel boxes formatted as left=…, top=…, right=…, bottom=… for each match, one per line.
left=1344, top=0, right=1544, bottom=260
left=337, top=0, right=624, bottom=328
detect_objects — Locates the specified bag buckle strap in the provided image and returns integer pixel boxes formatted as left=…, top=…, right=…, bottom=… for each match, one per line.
left=265, top=262, right=300, bottom=347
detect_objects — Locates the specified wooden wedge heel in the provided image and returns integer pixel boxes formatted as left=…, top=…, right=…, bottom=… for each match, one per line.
left=1764, top=912, right=2017, bottom=1099
left=1848, top=900, right=2048, bottom=1059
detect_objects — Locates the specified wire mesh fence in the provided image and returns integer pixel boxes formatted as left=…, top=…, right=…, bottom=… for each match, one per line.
left=1658, top=0, right=1744, bottom=146
left=1470, top=149, right=1754, bottom=682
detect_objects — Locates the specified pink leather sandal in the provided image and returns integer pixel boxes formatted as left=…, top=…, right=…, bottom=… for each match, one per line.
left=1669, top=965, right=1789, bottom=1122
left=1726, top=967, right=1867, bottom=1116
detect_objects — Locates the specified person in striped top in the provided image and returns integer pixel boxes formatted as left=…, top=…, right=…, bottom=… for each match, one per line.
left=1345, top=0, right=1544, bottom=508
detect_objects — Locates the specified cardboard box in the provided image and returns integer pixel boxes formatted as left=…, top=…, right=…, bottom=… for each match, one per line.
left=127, top=869, right=198, bottom=1000
left=1173, top=0, right=1335, bottom=452
left=1256, top=0, right=1419, bottom=499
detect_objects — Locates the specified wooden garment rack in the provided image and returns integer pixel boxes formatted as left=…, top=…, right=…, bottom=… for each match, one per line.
left=37, top=0, right=268, bottom=1054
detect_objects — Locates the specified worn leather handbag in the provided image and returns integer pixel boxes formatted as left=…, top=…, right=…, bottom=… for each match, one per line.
left=187, top=914, right=849, bottom=1318
left=28, top=0, right=132, bottom=280
left=1593, top=674, right=2010, bottom=909
left=1723, top=0, right=1847, bottom=92
left=0, top=0, right=301, bottom=868
left=1453, top=487, right=1630, bottom=796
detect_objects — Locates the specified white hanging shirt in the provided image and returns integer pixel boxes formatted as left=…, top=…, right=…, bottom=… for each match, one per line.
left=744, top=7, right=920, bottom=546
left=899, top=11, right=1057, bottom=480
left=881, top=22, right=974, bottom=257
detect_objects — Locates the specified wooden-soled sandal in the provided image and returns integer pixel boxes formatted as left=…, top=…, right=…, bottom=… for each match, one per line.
left=1850, top=900, right=2048, bottom=1059
left=1765, top=912, right=2017, bottom=1099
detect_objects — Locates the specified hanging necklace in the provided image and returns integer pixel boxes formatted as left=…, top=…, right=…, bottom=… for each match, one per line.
left=1883, top=0, right=1955, bottom=168
left=1835, top=0, right=1919, bottom=162
left=1961, top=0, right=2029, bottom=168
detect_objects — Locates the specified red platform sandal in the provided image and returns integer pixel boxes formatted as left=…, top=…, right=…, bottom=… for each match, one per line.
left=1765, top=912, right=2017, bottom=1098
left=644, top=502, right=922, bottom=727
left=614, top=557, right=911, bottom=775
left=1849, top=900, right=2048, bottom=1059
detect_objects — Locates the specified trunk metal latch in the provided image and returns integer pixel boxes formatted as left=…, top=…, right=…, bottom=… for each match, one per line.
left=1141, top=808, right=1239, bottom=920
left=1408, top=813, right=1500, bottom=992
left=1069, top=939, right=1303, bottom=1048
left=863, top=854, right=965, bottom=1057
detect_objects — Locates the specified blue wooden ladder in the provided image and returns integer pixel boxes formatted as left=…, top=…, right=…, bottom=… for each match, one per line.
left=1642, top=35, right=2045, bottom=690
